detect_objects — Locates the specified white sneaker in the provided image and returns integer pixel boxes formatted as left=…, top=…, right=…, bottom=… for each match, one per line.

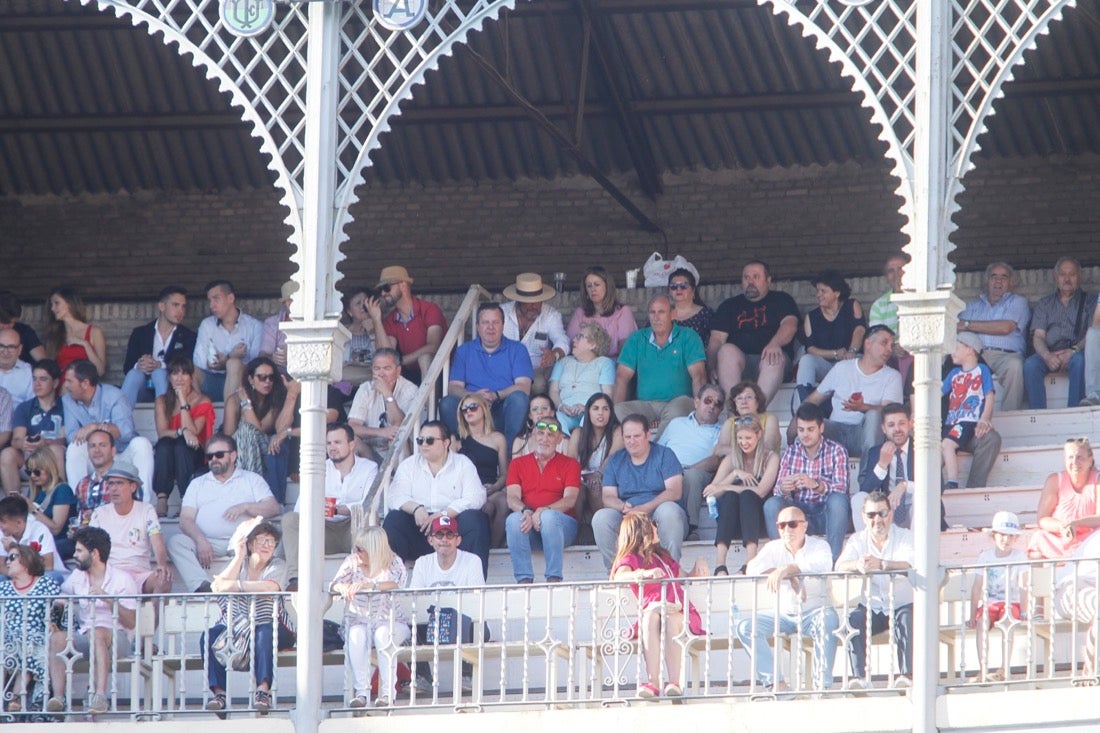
left=845, top=678, right=869, bottom=693
left=893, top=675, right=912, bottom=690
left=1080, top=391, right=1100, bottom=407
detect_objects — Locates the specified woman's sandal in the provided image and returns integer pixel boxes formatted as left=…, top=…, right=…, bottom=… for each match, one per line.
left=714, top=565, right=729, bottom=576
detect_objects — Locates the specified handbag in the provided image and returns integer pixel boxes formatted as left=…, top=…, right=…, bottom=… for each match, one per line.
left=425, top=605, right=475, bottom=645
left=211, top=621, right=252, bottom=672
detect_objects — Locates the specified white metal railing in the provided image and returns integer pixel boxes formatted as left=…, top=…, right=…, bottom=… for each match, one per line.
left=362, top=284, right=492, bottom=528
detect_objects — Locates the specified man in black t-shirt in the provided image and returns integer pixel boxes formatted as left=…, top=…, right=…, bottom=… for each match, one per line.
left=708, top=261, right=800, bottom=407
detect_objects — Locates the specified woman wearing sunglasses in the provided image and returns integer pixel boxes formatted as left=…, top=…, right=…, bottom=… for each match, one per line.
left=0, top=544, right=59, bottom=715
left=331, top=526, right=410, bottom=708
left=223, top=357, right=300, bottom=504
left=703, top=416, right=779, bottom=575
left=152, top=356, right=214, bottom=517
left=454, top=394, right=508, bottom=548
left=24, top=447, right=76, bottom=560
left=667, top=268, right=714, bottom=346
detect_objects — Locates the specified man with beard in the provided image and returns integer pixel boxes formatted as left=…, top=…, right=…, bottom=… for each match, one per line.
left=167, top=434, right=280, bottom=592
left=835, top=491, right=915, bottom=690
left=377, top=266, right=447, bottom=384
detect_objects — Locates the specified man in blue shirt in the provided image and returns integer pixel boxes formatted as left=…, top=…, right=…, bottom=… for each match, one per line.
left=62, top=360, right=154, bottom=503
left=441, top=302, right=532, bottom=452
left=657, top=383, right=724, bottom=537
left=957, top=262, right=1030, bottom=411
left=592, top=414, right=687, bottom=570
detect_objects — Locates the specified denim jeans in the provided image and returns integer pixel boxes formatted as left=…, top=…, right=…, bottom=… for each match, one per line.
left=592, top=502, right=687, bottom=570
left=735, top=606, right=839, bottom=689
left=505, top=509, right=577, bottom=581
left=1024, top=350, right=1085, bottom=408
left=763, top=493, right=850, bottom=561
left=203, top=622, right=296, bottom=691
left=121, top=366, right=169, bottom=405
left=848, top=603, right=913, bottom=678
left=265, top=440, right=290, bottom=505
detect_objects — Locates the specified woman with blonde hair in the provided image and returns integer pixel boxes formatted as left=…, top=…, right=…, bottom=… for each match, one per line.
left=44, top=287, right=107, bottom=376
left=702, top=415, right=779, bottom=575
left=611, top=513, right=705, bottom=699
left=454, top=393, right=509, bottom=548
left=331, top=526, right=410, bottom=708
left=25, top=447, right=76, bottom=560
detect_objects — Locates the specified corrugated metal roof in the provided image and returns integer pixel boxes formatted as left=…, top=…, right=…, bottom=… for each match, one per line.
left=1, top=0, right=1100, bottom=195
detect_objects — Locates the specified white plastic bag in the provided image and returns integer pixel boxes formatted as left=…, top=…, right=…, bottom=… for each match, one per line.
left=642, top=252, right=700, bottom=288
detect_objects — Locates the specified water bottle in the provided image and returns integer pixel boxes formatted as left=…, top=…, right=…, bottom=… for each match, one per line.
left=706, top=495, right=719, bottom=519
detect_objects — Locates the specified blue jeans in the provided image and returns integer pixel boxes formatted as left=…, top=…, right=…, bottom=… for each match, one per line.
left=735, top=606, right=839, bottom=689
left=121, top=367, right=170, bottom=405
left=265, top=440, right=290, bottom=505
left=198, top=369, right=227, bottom=401
left=441, top=391, right=530, bottom=454
left=763, top=493, right=850, bottom=561
left=1024, top=351, right=1086, bottom=408
left=202, top=622, right=296, bottom=691
left=591, top=502, right=687, bottom=570
left=505, top=509, right=577, bottom=581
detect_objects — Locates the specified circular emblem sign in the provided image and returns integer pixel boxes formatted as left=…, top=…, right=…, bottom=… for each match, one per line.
left=374, top=0, right=429, bottom=32
left=220, top=0, right=275, bottom=38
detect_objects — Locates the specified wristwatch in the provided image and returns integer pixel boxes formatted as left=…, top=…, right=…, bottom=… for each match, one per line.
left=384, top=396, right=395, bottom=403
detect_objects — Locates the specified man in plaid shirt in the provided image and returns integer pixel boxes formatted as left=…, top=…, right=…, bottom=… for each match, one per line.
left=764, top=402, right=850, bottom=560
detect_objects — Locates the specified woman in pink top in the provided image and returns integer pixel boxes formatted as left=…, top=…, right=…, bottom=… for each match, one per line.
left=566, top=266, right=637, bottom=358
left=1028, top=438, right=1100, bottom=559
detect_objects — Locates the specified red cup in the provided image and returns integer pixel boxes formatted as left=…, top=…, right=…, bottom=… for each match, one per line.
left=324, top=497, right=337, bottom=518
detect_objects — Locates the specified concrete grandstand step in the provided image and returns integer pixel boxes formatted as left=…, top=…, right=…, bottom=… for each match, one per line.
left=941, top=484, right=1042, bottom=530
left=956, top=442, right=1063, bottom=488
left=940, top=526, right=1037, bottom=567
left=988, top=406, right=1099, bottom=449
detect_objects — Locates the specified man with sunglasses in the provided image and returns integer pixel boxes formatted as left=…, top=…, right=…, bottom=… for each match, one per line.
left=789, top=324, right=903, bottom=460
left=592, top=414, right=688, bottom=570
left=504, top=417, right=581, bottom=583
left=657, top=383, right=725, bottom=538
left=167, top=434, right=280, bottom=593
left=377, top=265, right=447, bottom=385
left=835, top=491, right=914, bottom=689
left=735, top=505, right=838, bottom=692
left=384, top=420, right=490, bottom=575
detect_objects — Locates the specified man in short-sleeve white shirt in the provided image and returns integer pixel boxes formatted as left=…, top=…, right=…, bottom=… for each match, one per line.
left=347, top=348, right=418, bottom=461
left=167, top=434, right=280, bottom=592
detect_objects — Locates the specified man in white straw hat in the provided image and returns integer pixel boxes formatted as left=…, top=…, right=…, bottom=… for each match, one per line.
left=501, top=273, right=569, bottom=394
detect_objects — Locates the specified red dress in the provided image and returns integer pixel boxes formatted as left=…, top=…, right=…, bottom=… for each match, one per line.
left=170, top=401, right=216, bottom=445
left=55, top=325, right=93, bottom=374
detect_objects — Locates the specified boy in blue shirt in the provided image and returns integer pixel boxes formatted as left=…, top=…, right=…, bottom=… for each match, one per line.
left=941, top=332, right=996, bottom=489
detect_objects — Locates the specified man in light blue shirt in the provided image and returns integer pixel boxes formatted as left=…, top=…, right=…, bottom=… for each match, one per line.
left=658, top=383, right=724, bottom=536
left=193, top=279, right=263, bottom=402
left=958, top=262, right=1031, bottom=411
left=62, top=360, right=154, bottom=503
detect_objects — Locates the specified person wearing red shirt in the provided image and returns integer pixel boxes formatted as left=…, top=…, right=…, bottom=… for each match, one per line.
left=377, top=266, right=447, bottom=384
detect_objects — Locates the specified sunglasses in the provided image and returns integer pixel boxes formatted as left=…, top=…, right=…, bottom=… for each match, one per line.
left=416, top=436, right=442, bottom=446
left=379, top=283, right=395, bottom=294
left=733, top=416, right=756, bottom=426
left=29, top=468, right=43, bottom=477
left=534, top=421, right=561, bottom=433
left=432, top=531, right=458, bottom=540
left=1066, top=437, right=1091, bottom=446
left=668, top=282, right=691, bottom=291
left=460, top=403, right=481, bottom=413
left=865, top=508, right=890, bottom=519
left=776, top=520, right=805, bottom=530
left=205, top=450, right=230, bottom=460
left=253, top=372, right=276, bottom=383
left=354, top=545, right=367, bottom=554
left=701, top=396, right=723, bottom=407
left=865, top=324, right=895, bottom=338
left=5, top=553, right=19, bottom=563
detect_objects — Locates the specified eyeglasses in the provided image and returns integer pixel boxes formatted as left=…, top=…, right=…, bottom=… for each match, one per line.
left=668, top=282, right=691, bottom=291
left=432, top=531, right=457, bottom=540
left=416, top=436, right=442, bottom=446
left=253, top=372, right=276, bottom=383
left=0, top=344, right=19, bottom=351
left=5, top=553, right=19, bottom=563
left=252, top=537, right=277, bottom=548
left=864, top=508, right=891, bottom=519
left=534, top=421, right=561, bottom=433
left=29, top=468, right=43, bottom=477
left=354, top=545, right=367, bottom=554
left=776, top=520, right=805, bottom=530
left=460, top=403, right=481, bottom=413
left=701, top=396, right=723, bottom=407
left=205, top=450, right=230, bottom=460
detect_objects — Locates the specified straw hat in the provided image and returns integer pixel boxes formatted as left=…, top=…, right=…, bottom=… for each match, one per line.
left=376, top=266, right=414, bottom=287
left=502, top=273, right=555, bottom=303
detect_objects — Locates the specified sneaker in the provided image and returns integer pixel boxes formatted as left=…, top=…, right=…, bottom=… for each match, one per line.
left=845, top=678, right=869, bottom=694
left=45, top=697, right=64, bottom=713
left=1080, top=391, right=1100, bottom=407
left=254, top=690, right=272, bottom=712
left=374, top=696, right=390, bottom=708
left=637, top=682, right=659, bottom=699
left=414, top=676, right=433, bottom=696
left=663, top=682, right=682, bottom=697
left=348, top=695, right=367, bottom=708
left=87, top=693, right=109, bottom=714
left=893, top=675, right=912, bottom=689
left=206, top=693, right=226, bottom=712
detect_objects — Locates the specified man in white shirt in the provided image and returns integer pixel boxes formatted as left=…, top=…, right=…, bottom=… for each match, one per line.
left=383, top=420, right=489, bottom=575
left=348, top=348, right=418, bottom=462
left=500, top=273, right=570, bottom=394
left=120, top=286, right=197, bottom=405
left=89, top=460, right=172, bottom=595
left=167, top=434, right=280, bottom=592
left=734, top=505, right=838, bottom=692
left=0, top=494, right=62, bottom=579
left=193, top=280, right=263, bottom=401
left=282, top=423, right=378, bottom=588
left=835, top=491, right=915, bottom=689
left=0, top=328, right=33, bottom=404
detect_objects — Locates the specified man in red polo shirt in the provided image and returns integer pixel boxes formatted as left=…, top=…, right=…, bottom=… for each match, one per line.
left=504, top=416, right=581, bottom=582
left=377, top=266, right=447, bottom=384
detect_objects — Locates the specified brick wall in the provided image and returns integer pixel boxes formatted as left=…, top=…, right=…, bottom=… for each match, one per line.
left=1, top=155, right=1098, bottom=302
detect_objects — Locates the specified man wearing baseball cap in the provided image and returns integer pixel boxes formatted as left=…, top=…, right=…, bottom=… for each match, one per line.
left=377, top=266, right=447, bottom=384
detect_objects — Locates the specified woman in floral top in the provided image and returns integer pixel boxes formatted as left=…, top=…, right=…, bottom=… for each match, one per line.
left=330, top=526, right=410, bottom=708
left=0, top=545, right=60, bottom=715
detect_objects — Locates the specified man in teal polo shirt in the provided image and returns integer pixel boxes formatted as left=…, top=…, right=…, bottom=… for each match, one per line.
left=613, top=295, right=706, bottom=440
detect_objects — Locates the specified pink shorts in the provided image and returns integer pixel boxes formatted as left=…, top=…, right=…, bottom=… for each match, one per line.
left=118, top=566, right=155, bottom=593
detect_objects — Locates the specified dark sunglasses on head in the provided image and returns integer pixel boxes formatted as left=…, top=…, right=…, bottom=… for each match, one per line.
left=534, top=421, right=561, bottom=433
left=460, top=403, right=481, bottom=413
left=253, top=372, right=276, bottom=383
left=668, top=282, right=691, bottom=291
left=776, top=519, right=805, bottom=530
left=865, top=508, right=890, bottom=519
left=416, top=436, right=442, bottom=446
left=205, top=450, right=230, bottom=460
left=733, top=416, right=755, bottom=426
left=865, top=324, right=895, bottom=338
